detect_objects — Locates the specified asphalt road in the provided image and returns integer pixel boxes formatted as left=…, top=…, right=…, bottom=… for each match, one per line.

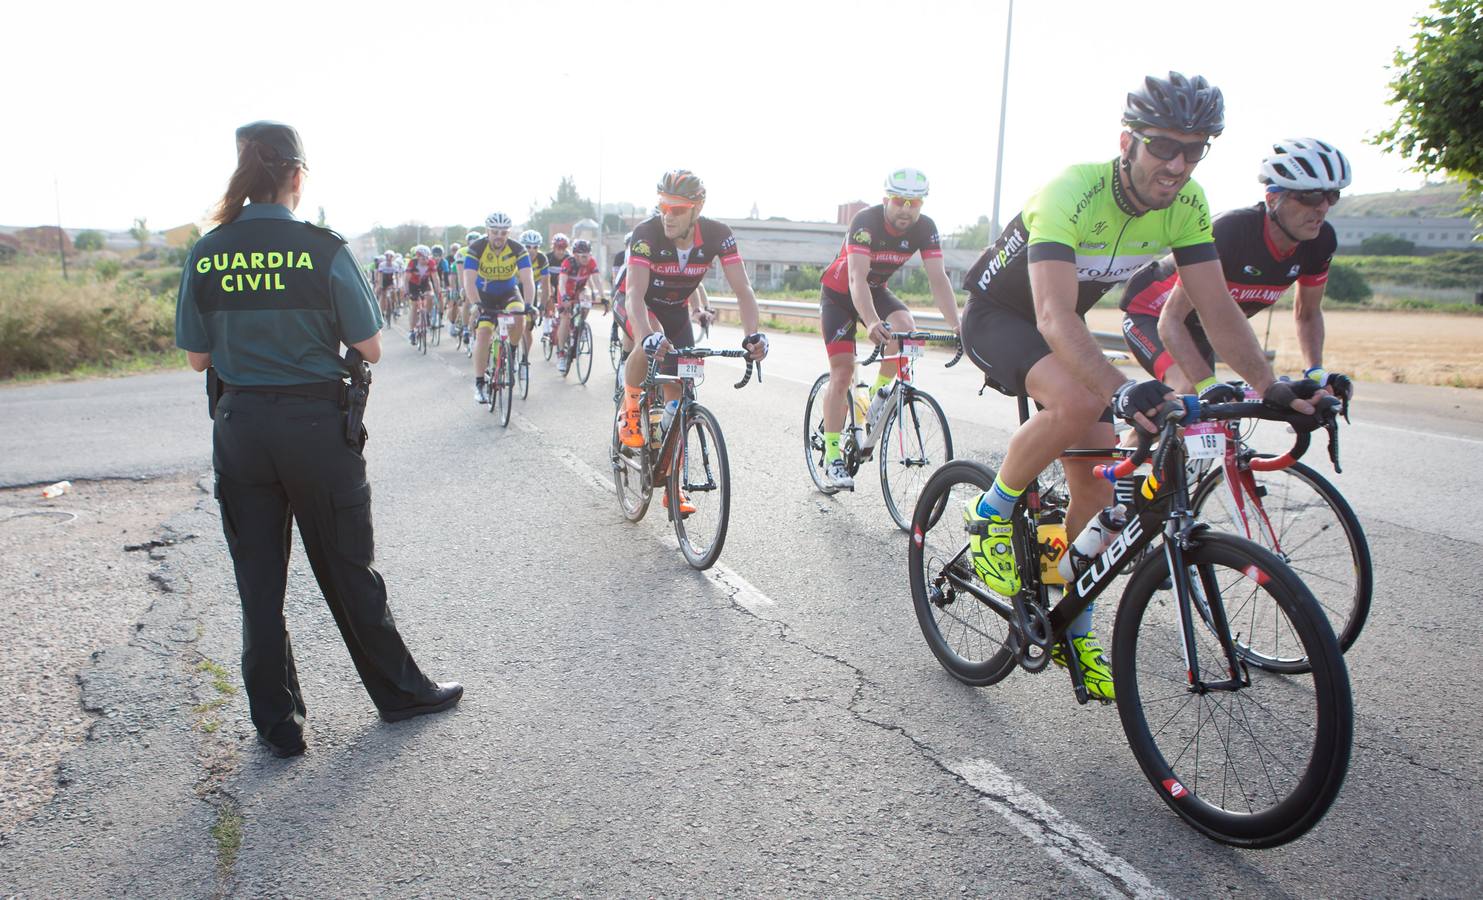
left=1, top=313, right=1480, bottom=897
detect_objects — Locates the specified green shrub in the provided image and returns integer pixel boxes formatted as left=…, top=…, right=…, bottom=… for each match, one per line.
left=1360, top=233, right=1418, bottom=255
left=75, top=230, right=105, bottom=252
left=783, top=265, right=823, bottom=292
left=0, top=265, right=177, bottom=379
left=95, top=259, right=121, bottom=280
left=1325, top=263, right=1372, bottom=302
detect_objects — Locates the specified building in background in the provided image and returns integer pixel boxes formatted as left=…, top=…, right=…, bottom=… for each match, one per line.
left=1328, top=215, right=1478, bottom=251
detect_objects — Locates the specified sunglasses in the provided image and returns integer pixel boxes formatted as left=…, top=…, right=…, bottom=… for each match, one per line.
left=885, top=196, right=923, bottom=209
left=1129, top=130, right=1211, bottom=163
left=1286, top=189, right=1341, bottom=208
left=658, top=201, right=696, bottom=216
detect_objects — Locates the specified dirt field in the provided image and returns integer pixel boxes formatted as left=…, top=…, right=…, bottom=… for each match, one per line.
left=1084, top=306, right=1483, bottom=388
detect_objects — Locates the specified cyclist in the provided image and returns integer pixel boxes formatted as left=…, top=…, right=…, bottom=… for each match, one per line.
left=1121, top=138, right=1355, bottom=401
left=451, top=233, right=478, bottom=343
left=519, top=229, right=549, bottom=362
left=374, top=250, right=399, bottom=322
left=958, top=72, right=1315, bottom=701
left=616, top=169, right=769, bottom=512
left=405, top=245, right=443, bottom=345
left=555, top=238, right=601, bottom=374
left=463, top=213, right=536, bottom=403
left=817, top=168, right=961, bottom=491
left=432, top=243, right=450, bottom=330
left=545, top=233, right=570, bottom=320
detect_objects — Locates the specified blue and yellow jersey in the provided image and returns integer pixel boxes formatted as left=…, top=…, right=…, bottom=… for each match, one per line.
left=463, top=236, right=531, bottom=298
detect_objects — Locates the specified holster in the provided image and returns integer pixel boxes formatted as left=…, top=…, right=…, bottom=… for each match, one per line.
left=206, top=367, right=224, bottom=420
left=343, top=349, right=372, bottom=449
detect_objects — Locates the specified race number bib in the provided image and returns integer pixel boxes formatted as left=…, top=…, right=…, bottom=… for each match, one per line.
left=497, top=315, right=514, bottom=338
left=579, top=299, right=593, bottom=310
left=1183, top=421, right=1226, bottom=460
left=901, top=338, right=926, bottom=359
left=677, top=357, right=704, bottom=380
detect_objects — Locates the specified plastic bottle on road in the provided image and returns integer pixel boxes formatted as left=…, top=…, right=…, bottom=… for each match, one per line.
left=41, top=481, right=72, bottom=499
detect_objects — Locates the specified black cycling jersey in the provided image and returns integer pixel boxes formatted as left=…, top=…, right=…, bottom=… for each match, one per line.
left=1122, top=203, right=1336, bottom=319
left=820, top=204, right=942, bottom=296
left=626, top=215, right=741, bottom=307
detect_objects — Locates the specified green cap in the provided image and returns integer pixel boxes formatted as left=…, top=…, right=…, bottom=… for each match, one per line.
left=235, top=120, right=305, bottom=166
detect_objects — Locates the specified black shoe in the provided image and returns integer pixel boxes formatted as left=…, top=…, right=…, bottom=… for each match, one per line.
left=258, top=734, right=306, bottom=759
left=380, top=682, right=464, bottom=723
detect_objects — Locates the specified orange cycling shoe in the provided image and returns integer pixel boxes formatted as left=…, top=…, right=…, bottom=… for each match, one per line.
left=663, top=487, right=696, bottom=517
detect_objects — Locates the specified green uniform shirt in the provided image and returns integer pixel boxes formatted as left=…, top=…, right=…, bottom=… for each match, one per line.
left=175, top=203, right=382, bottom=385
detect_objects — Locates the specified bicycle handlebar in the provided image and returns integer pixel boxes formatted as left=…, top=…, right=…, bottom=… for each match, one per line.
left=861, top=327, right=963, bottom=368
left=644, top=345, right=758, bottom=390
left=1093, top=395, right=1343, bottom=481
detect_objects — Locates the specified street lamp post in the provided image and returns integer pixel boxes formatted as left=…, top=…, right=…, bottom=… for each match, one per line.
left=989, top=0, right=1014, bottom=241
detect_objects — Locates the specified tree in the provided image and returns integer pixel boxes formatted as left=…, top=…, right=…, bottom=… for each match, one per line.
left=950, top=215, right=993, bottom=250
left=526, top=177, right=597, bottom=237
left=1360, top=233, right=1418, bottom=256
left=74, top=230, right=105, bottom=251
left=129, top=217, right=150, bottom=252
left=1325, top=264, right=1372, bottom=303
left=1372, top=0, right=1483, bottom=225
left=316, top=206, right=328, bottom=228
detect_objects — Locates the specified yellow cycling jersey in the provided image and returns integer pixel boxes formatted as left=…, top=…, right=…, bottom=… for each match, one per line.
left=464, top=236, right=531, bottom=297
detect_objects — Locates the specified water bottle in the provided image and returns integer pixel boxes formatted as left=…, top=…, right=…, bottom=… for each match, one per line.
left=648, top=404, right=664, bottom=449
left=661, top=399, right=680, bottom=433
left=1057, top=504, right=1129, bottom=582
left=852, top=384, right=870, bottom=423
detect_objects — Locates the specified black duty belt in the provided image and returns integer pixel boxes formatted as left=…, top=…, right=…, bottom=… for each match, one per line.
left=221, top=379, right=347, bottom=405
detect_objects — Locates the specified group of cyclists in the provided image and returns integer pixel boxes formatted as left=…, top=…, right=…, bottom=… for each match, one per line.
left=367, top=70, right=1357, bottom=704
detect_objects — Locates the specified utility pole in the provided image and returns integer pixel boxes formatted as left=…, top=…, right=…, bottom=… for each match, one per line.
left=989, top=0, right=1014, bottom=241
left=54, top=178, right=68, bottom=280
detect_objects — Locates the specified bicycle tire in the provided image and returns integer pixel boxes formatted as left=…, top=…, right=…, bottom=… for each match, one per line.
left=1113, top=530, right=1352, bottom=848
left=576, top=322, right=594, bottom=384
left=498, top=343, right=514, bottom=427
left=542, top=330, right=554, bottom=361
left=801, top=374, right=841, bottom=495
left=879, top=388, right=954, bottom=532
left=611, top=410, right=652, bottom=522
left=672, top=403, right=731, bottom=570
left=519, top=347, right=530, bottom=401
left=1191, top=458, right=1371, bottom=670
left=418, top=321, right=427, bottom=355
left=609, top=321, right=622, bottom=372
left=907, top=460, right=1018, bottom=686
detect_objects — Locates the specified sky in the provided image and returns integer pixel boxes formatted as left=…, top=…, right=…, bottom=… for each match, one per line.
left=1, top=0, right=1443, bottom=238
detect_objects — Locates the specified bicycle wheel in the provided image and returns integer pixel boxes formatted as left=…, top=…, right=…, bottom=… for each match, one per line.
left=671, top=403, right=731, bottom=570
left=878, top=388, right=953, bottom=532
left=907, top=460, right=1018, bottom=686
left=418, top=321, right=428, bottom=355
left=1114, top=531, right=1352, bottom=848
left=519, top=347, right=530, bottom=401
left=610, top=410, right=652, bottom=522
left=802, top=374, right=839, bottom=495
left=609, top=321, right=622, bottom=371
left=485, top=360, right=498, bottom=415
left=1191, top=459, right=1371, bottom=670
left=574, top=322, right=593, bottom=384
left=542, top=328, right=554, bottom=361
left=498, top=344, right=514, bottom=427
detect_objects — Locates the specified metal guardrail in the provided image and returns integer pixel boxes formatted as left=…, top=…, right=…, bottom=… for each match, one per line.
left=705, top=294, right=1276, bottom=362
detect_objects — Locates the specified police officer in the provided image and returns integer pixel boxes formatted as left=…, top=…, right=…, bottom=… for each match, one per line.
left=175, top=121, right=462, bottom=759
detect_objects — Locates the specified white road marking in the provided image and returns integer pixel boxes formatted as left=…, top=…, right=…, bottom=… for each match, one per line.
left=506, top=361, right=1166, bottom=900
left=954, top=759, right=1171, bottom=900
left=1351, top=420, right=1483, bottom=446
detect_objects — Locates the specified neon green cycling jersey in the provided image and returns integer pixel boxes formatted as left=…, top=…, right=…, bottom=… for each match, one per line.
left=963, top=159, right=1217, bottom=317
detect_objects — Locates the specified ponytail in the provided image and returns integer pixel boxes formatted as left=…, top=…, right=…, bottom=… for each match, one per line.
left=211, top=141, right=300, bottom=226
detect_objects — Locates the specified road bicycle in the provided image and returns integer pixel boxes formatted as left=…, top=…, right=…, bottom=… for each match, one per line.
left=907, top=394, right=1352, bottom=847
left=609, top=318, right=624, bottom=372
left=804, top=330, right=960, bottom=531
left=609, top=345, right=759, bottom=569
left=483, top=314, right=518, bottom=427
left=558, top=299, right=596, bottom=384
left=428, top=299, right=443, bottom=348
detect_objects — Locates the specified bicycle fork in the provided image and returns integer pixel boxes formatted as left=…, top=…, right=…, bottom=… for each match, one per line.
left=1162, top=531, right=1249, bottom=693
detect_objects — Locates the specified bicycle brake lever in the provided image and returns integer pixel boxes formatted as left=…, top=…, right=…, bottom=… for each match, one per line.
left=1326, top=421, right=1342, bottom=474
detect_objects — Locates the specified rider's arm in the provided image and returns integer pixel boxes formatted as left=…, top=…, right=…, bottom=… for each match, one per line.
left=720, top=261, right=761, bottom=338
left=1155, top=282, right=1216, bottom=389
left=518, top=265, right=537, bottom=309
left=624, top=264, right=655, bottom=340
left=1029, top=258, right=1127, bottom=398
left=846, top=251, right=884, bottom=339
left=689, top=284, right=709, bottom=316
left=1293, top=280, right=1326, bottom=372
left=558, top=271, right=570, bottom=303
left=1177, top=259, right=1277, bottom=393
left=923, top=255, right=961, bottom=331
left=461, top=265, right=478, bottom=306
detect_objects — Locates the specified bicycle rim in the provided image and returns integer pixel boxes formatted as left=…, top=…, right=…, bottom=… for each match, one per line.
left=1192, top=460, right=1371, bottom=670
left=802, top=374, right=840, bottom=494
left=1114, top=532, right=1352, bottom=848
left=672, top=404, right=731, bottom=569
left=499, top=346, right=514, bottom=426
left=880, top=389, right=953, bottom=532
left=611, top=413, right=651, bottom=522
left=908, top=460, right=1017, bottom=686
left=577, top=323, right=594, bottom=383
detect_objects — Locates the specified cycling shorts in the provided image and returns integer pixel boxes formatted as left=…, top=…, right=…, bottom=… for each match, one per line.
left=615, top=292, right=692, bottom=375
left=408, top=280, right=431, bottom=299
left=962, top=297, right=1112, bottom=422
left=380, top=273, right=394, bottom=289
left=475, top=296, right=527, bottom=329
left=1121, top=312, right=1214, bottom=381
left=818, top=284, right=909, bottom=357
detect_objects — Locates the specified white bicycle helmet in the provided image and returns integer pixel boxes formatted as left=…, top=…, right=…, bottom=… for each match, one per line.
left=484, top=211, right=513, bottom=229
left=519, top=229, right=543, bottom=247
left=414, top=244, right=431, bottom=257
left=1259, top=138, right=1352, bottom=191
left=551, top=233, right=570, bottom=248
left=884, top=167, right=929, bottom=199
left=466, top=230, right=481, bottom=242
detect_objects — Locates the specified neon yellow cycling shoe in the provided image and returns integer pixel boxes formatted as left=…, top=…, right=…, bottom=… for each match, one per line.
left=964, top=495, right=1020, bottom=597
left=1051, top=631, right=1116, bottom=702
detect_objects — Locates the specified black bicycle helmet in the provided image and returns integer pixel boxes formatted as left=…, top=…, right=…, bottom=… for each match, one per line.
left=1123, top=71, right=1224, bottom=136
left=657, top=169, right=706, bottom=202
